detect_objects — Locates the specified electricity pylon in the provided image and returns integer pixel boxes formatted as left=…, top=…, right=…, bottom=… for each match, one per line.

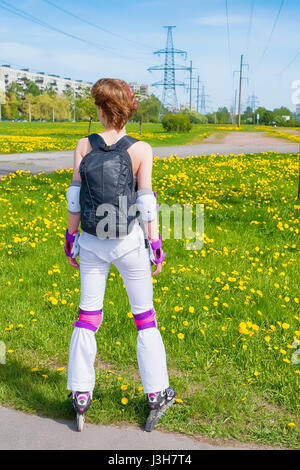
left=148, top=26, right=188, bottom=119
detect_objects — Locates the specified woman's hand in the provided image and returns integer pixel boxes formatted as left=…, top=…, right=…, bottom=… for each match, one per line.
left=68, top=257, right=80, bottom=269
left=67, top=256, right=80, bottom=269
left=151, top=261, right=162, bottom=277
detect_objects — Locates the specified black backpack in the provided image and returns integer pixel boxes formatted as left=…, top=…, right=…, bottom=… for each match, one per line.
left=79, top=133, right=140, bottom=238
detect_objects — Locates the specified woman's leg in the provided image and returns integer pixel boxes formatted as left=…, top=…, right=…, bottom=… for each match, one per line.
left=67, top=247, right=111, bottom=394
left=113, top=245, right=169, bottom=394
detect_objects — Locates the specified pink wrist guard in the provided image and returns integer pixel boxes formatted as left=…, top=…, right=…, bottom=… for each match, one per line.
left=148, top=234, right=166, bottom=265
left=64, top=229, right=80, bottom=258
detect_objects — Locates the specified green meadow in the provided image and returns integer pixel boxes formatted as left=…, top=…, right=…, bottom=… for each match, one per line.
left=0, top=150, right=299, bottom=448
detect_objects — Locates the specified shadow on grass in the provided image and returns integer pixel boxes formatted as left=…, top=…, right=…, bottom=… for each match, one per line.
left=0, top=357, right=151, bottom=432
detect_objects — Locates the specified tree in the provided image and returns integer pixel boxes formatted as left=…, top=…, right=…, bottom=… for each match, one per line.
left=206, top=112, right=217, bottom=124
left=242, top=106, right=255, bottom=124
left=25, top=80, right=41, bottom=97
left=2, top=92, right=20, bottom=119
left=273, top=106, right=292, bottom=118
left=181, top=109, right=208, bottom=124
left=216, top=107, right=231, bottom=124
left=75, top=88, right=97, bottom=130
left=260, top=110, right=274, bottom=125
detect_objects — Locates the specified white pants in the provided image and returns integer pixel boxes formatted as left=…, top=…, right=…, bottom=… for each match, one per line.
left=67, top=225, right=169, bottom=394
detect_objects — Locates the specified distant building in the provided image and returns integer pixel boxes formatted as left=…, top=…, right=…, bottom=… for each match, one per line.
left=296, top=103, right=300, bottom=116
left=128, top=82, right=151, bottom=97
left=0, top=64, right=93, bottom=96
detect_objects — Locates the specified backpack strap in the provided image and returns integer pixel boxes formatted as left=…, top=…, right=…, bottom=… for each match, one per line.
left=86, top=133, right=139, bottom=152
left=115, top=135, right=140, bottom=151
left=86, top=133, right=106, bottom=151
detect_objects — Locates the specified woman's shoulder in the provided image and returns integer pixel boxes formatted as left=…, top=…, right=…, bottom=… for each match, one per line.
left=75, top=136, right=91, bottom=158
left=130, top=139, right=153, bottom=157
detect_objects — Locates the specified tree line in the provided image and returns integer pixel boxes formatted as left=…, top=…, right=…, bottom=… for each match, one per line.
left=0, top=80, right=165, bottom=123
left=1, top=79, right=298, bottom=127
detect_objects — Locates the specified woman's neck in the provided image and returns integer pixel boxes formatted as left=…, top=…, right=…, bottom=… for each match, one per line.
left=102, top=126, right=126, bottom=136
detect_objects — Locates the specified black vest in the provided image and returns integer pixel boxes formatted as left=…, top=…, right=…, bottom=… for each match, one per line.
left=79, top=133, right=139, bottom=238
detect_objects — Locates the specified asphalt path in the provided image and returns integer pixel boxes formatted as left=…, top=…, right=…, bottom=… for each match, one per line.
left=0, top=134, right=298, bottom=177
left=0, top=405, right=277, bottom=450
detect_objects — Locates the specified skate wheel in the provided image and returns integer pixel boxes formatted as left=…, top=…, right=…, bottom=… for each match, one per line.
left=77, top=413, right=84, bottom=432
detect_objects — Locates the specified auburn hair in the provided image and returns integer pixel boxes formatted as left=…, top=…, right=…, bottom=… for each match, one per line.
left=91, top=78, right=138, bottom=130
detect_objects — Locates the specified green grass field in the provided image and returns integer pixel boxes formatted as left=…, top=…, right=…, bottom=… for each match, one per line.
left=0, top=151, right=299, bottom=448
left=0, top=121, right=262, bottom=153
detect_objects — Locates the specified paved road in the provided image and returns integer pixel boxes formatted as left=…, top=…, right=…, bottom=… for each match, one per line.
left=0, top=405, right=263, bottom=450
left=0, top=138, right=298, bottom=176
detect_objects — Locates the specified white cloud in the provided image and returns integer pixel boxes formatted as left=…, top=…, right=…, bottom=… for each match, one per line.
left=0, top=42, right=44, bottom=64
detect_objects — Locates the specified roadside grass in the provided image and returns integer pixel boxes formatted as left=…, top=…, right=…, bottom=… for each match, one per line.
left=0, top=151, right=299, bottom=448
left=0, top=122, right=269, bottom=153
left=254, top=125, right=300, bottom=144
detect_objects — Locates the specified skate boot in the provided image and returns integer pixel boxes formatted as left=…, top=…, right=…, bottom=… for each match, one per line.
left=145, top=386, right=176, bottom=432
left=69, top=391, right=92, bottom=432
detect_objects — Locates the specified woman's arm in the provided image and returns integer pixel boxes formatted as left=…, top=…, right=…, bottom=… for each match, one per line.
left=66, top=139, right=86, bottom=269
left=136, top=143, right=162, bottom=276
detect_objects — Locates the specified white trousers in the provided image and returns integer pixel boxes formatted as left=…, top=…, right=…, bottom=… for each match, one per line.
left=67, top=227, right=169, bottom=394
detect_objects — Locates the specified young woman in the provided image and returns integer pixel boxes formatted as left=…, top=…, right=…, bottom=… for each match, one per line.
left=65, top=78, right=175, bottom=431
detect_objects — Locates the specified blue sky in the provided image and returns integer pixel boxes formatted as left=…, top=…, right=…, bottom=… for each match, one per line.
left=0, top=0, right=299, bottom=112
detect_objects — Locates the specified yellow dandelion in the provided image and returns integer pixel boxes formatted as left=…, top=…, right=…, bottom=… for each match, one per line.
left=121, top=397, right=128, bottom=405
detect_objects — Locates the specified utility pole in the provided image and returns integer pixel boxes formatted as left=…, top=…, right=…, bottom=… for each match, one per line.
left=238, top=54, right=243, bottom=128
left=232, top=88, right=237, bottom=124
left=189, top=60, right=193, bottom=110
left=200, top=84, right=208, bottom=115
left=52, top=107, right=55, bottom=122
left=196, top=76, right=200, bottom=113
left=236, top=54, right=249, bottom=128
left=148, top=26, right=187, bottom=118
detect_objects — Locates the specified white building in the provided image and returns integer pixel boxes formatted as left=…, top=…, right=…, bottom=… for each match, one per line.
left=128, top=82, right=151, bottom=97
left=0, top=64, right=93, bottom=97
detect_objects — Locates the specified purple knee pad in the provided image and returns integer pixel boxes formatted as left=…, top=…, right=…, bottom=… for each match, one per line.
left=73, top=308, right=103, bottom=332
left=133, top=309, right=157, bottom=331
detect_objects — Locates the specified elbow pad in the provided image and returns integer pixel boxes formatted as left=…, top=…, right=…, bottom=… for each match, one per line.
left=66, top=181, right=81, bottom=213
left=136, top=189, right=158, bottom=222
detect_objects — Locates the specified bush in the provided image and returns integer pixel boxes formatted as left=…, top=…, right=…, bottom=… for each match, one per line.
left=161, top=113, right=192, bottom=132
left=181, top=109, right=208, bottom=124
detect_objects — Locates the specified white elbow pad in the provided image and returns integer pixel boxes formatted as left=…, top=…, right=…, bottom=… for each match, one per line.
left=136, top=189, right=158, bottom=222
left=66, top=181, right=81, bottom=213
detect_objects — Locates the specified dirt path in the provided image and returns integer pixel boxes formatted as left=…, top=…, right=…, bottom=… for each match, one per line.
left=202, top=131, right=297, bottom=146
left=0, top=132, right=298, bottom=177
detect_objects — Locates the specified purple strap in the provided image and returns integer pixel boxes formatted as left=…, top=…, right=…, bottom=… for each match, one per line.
left=65, top=229, right=76, bottom=242
left=73, top=320, right=98, bottom=332
left=133, top=309, right=157, bottom=331
left=149, top=234, right=166, bottom=265
left=79, top=308, right=101, bottom=316
left=64, top=229, right=79, bottom=258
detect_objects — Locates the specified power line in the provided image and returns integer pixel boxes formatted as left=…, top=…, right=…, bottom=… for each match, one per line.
left=0, top=0, right=146, bottom=63
left=279, top=50, right=300, bottom=74
left=225, top=0, right=232, bottom=73
left=41, top=0, right=152, bottom=52
left=257, top=0, right=285, bottom=66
